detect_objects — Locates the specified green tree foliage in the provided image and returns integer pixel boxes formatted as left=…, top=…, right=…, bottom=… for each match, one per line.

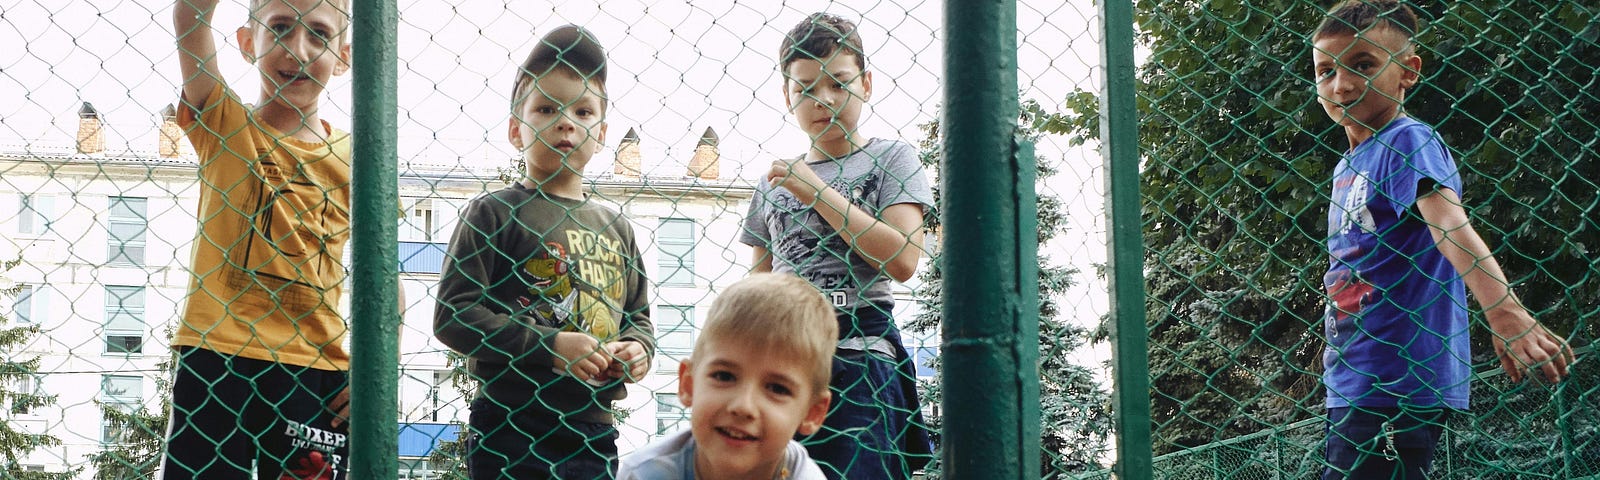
left=1050, top=0, right=1598, bottom=461
left=424, top=352, right=473, bottom=480
left=908, top=100, right=1113, bottom=476
left=87, top=346, right=172, bottom=480
left=1, top=258, right=76, bottom=479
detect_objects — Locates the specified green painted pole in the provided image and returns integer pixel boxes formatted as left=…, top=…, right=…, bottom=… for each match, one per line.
left=940, top=0, right=1040, bottom=478
left=349, top=0, right=399, bottom=477
left=1100, top=0, right=1154, bottom=478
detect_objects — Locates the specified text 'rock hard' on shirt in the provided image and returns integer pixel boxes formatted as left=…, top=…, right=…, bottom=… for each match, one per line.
left=434, top=185, right=655, bottom=424
left=174, top=84, right=353, bottom=371
left=1323, top=116, right=1469, bottom=410
left=738, top=138, right=934, bottom=313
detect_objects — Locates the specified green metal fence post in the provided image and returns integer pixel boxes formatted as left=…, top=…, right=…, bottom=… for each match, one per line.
left=1099, top=0, right=1153, bottom=478
left=940, top=0, right=1040, bottom=478
left=349, top=0, right=399, bottom=477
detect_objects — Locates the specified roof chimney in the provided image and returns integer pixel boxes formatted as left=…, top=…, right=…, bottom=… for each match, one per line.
left=159, top=104, right=182, bottom=158
left=77, top=102, right=104, bottom=154
left=686, top=126, right=719, bottom=180
left=614, top=127, right=641, bottom=178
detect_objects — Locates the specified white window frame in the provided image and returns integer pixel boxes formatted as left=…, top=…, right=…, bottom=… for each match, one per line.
left=654, top=305, right=695, bottom=373
left=656, top=218, right=697, bottom=287
left=399, top=198, right=438, bottom=242
left=100, top=375, right=143, bottom=444
left=106, top=196, right=148, bottom=266
left=18, top=194, right=51, bottom=235
left=103, top=286, right=145, bottom=355
left=654, top=392, right=688, bottom=436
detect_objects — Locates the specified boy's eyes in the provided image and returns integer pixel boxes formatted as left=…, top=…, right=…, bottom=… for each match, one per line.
left=709, top=370, right=735, bottom=383
left=766, top=382, right=794, bottom=397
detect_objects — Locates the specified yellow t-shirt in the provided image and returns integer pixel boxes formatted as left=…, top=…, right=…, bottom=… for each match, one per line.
left=173, top=85, right=352, bottom=371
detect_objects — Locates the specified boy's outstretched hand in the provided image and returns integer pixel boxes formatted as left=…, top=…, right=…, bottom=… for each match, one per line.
left=1488, top=311, right=1574, bottom=384
left=553, top=331, right=609, bottom=382
left=603, top=341, right=650, bottom=383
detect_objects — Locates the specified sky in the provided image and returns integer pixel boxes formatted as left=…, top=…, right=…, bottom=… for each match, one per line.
left=0, top=0, right=1114, bottom=370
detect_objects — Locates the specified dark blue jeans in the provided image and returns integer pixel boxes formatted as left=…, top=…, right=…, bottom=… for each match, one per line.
left=466, top=397, right=617, bottom=480
left=801, top=306, right=934, bottom=480
left=1323, top=406, right=1450, bottom=480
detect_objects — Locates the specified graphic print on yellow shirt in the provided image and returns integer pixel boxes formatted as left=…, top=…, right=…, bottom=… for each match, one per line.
left=174, top=84, right=352, bottom=371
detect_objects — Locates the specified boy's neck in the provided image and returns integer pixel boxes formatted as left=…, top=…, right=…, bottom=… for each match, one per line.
left=806, top=132, right=867, bottom=162
left=521, top=174, right=585, bottom=200
left=255, top=99, right=328, bottom=143
left=1345, top=111, right=1406, bottom=151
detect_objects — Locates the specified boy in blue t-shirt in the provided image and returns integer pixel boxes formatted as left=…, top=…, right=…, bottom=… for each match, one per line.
left=1310, top=1, right=1573, bottom=478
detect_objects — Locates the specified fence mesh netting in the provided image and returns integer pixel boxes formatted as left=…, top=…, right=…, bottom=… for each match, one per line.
left=0, top=0, right=1594, bottom=479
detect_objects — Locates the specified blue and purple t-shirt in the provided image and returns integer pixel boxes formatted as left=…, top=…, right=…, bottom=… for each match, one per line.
left=1323, top=116, right=1470, bottom=410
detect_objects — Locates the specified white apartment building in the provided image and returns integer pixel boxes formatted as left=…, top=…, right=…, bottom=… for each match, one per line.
left=1, top=107, right=937, bottom=478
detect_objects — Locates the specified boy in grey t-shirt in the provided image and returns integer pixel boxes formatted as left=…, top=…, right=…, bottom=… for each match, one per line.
left=737, top=13, right=935, bottom=480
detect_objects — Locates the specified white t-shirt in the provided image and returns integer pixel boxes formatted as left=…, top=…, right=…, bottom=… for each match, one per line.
left=617, top=429, right=827, bottom=480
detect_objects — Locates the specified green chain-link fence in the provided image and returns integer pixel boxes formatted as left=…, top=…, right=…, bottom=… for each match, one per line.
left=1, top=0, right=1594, bottom=479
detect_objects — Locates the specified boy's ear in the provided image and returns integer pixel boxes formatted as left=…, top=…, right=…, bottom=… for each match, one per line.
left=676, top=360, right=695, bottom=407
left=1399, top=54, right=1422, bottom=91
left=507, top=115, right=525, bottom=150
left=333, top=42, right=352, bottom=76
left=859, top=70, right=874, bottom=102
left=781, top=78, right=796, bottom=112
left=796, top=389, right=831, bottom=436
left=596, top=121, right=608, bottom=147
left=236, top=27, right=256, bottom=63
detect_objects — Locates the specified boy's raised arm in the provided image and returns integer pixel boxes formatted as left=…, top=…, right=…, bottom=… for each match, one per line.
left=174, top=0, right=224, bottom=109
left=1417, top=187, right=1574, bottom=383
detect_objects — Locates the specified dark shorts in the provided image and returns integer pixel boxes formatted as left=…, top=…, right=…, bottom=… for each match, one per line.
left=466, top=397, right=617, bottom=480
left=1323, top=406, right=1450, bottom=480
left=801, top=307, right=935, bottom=480
left=163, top=346, right=349, bottom=480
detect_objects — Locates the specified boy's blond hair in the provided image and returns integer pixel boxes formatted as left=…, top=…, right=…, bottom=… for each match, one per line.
left=696, top=273, right=837, bottom=396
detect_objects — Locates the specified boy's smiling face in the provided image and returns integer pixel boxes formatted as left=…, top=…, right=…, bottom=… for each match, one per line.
left=1312, top=25, right=1421, bottom=146
left=679, top=338, right=829, bottom=480
left=238, top=0, right=350, bottom=115
left=508, top=71, right=608, bottom=187
left=784, top=51, right=873, bottom=147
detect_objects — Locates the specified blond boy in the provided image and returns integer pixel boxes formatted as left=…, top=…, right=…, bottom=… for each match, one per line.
left=166, top=0, right=356, bottom=477
left=619, top=273, right=836, bottom=480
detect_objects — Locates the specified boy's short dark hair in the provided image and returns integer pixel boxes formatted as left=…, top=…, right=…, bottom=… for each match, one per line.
left=1314, top=0, right=1419, bottom=43
left=779, top=13, right=867, bottom=74
left=511, top=25, right=608, bottom=110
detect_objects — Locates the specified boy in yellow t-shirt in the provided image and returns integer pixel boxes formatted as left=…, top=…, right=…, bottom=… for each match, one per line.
left=165, top=0, right=355, bottom=477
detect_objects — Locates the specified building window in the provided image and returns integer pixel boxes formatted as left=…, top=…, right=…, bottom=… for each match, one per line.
left=9, top=375, right=41, bottom=415
left=12, top=284, right=35, bottom=324
left=655, top=305, right=695, bottom=372
left=107, top=196, right=148, bottom=266
left=400, top=199, right=438, bottom=242
left=656, top=218, right=696, bottom=286
left=429, top=369, right=452, bottom=422
left=103, top=286, right=145, bottom=354
left=18, top=194, right=51, bottom=235
left=101, top=375, right=142, bottom=444
left=655, top=393, right=688, bottom=436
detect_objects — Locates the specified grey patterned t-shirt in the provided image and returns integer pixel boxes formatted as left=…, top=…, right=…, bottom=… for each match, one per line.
left=738, top=138, right=934, bottom=312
